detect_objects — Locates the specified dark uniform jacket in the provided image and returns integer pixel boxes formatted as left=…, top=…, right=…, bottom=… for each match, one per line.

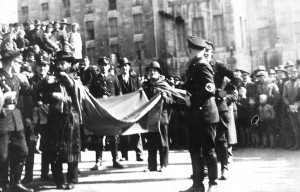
left=89, top=73, right=121, bottom=98
left=186, top=56, right=219, bottom=124
left=0, top=69, right=27, bottom=132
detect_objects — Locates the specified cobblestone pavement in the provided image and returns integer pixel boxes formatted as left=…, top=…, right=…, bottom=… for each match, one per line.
left=23, top=148, right=300, bottom=192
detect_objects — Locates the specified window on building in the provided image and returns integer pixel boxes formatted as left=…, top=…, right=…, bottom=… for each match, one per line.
left=213, top=15, right=225, bottom=47
left=41, top=3, right=49, bottom=21
left=85, top=0, right=94, bottom=14
left=176, top=23, right=185, bottom=51
left=133, top=0, right=142, bottom=6
left=62, top=0, right=71, bottom=17
left=135, top=41, right=142, bottom=59
left=110, top=44, right=120, bottom=62
left=87, top=47, right=95, bottom=64
left=258, top=27, right=271, bottom=50
left=133, top=14, right=143, bottom=34
left=108, top=0, right=117, bottom=10
left=21, top=6, right=28, bottom=20
left=109, top=18, right=118, bottom=37
left=85, top=21, right=95, bottom=40
left=192, top=17, right=205, bottom=38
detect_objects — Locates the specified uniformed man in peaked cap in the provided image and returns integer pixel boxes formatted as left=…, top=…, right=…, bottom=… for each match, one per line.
left=182, top=36, right=219, bottom=192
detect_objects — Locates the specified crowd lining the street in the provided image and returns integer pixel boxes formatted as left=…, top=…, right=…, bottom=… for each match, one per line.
left=0, top=18, right=299, bottom=192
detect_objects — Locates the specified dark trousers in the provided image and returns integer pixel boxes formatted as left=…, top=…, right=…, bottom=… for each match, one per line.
left=24, top=124, right=37, bottom=179
left=0, top=130, right=28, bottom=185
left=215, top=111, right=229, bottom=171
left=145, top=124, right=169, bottom=169
left=51, top=160, right=78, bottom=185
left=93, top=135, right=119, bottom=162
left=187, top=122, right=218, bottom=186
left=120, top=134, right=143, bottom=159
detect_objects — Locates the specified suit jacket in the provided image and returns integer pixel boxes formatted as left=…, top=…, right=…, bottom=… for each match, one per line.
left=117, top=74, right=141, bottom=94
left=282, top=79, right=300, bottom=106
left=186, top=56, right=219, bottom=124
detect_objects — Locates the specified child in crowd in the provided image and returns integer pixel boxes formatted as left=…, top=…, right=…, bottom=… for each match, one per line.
left=236, top=87, right=249, bottom=147
left=15, top=30, right=30, bottom=60
left=258, top=94, right=276, bottom=148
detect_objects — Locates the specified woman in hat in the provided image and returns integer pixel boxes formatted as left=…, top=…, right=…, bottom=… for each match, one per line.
left=142, top=61, right=183, bottom=172
left=41, top=51, right=81, bottom=189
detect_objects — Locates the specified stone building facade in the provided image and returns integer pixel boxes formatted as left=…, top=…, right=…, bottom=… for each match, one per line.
left=160, top=0, right=252, bottom=75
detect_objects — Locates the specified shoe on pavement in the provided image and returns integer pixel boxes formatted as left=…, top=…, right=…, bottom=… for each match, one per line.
left=220, top=169, right=229, bottom=180
left=9, top=184, right=34, bottom=192
left=144, top=167, right=157, bottom=172
left=119, top=157, right=128, bottom=161
left=66, top=183, right=75, bottom=190
left=56, top=184, right=66, bottom=189
left=113, top=161, right=124, bottom=169
left=90, top=164, right=100, bottom=171
left=158, top=166, right=167, bottom=172
left=180, top=184, right=205, bottom=192
left=207, top=184, right=218, bottom=192
left=136, top=156, right=144, bottom=161
left=21, top=176, right=33, bottom=184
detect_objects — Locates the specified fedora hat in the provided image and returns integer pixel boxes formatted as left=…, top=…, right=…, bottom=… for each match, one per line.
left=98, top=57, right=110, bottom=66
left=56, top=51, right=76, bottom=64
left=145, top=61, right=162, bottom=74
left=285, top=61, right=295, bottom=69
left=118, top=57, right=131, bottom=68
left=60, top=18, right=68, bottom=25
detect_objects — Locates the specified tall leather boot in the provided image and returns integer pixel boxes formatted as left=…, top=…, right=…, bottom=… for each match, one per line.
left=111, top=137, right=124, bottom=169
left=190, top=153, right=204, bottom=188
left=206, top=148, right=218, bottom=185
left=22, top=149, right=34, bottom=184
left=217, top=142, right=228, bottom=180
left=9, top=162, right=33, bottom=192
left=291, top=135, right=300, bottom=150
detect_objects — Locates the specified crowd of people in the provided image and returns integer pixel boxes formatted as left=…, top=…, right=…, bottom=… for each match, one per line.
left=0, top=18, right=299, bottom=192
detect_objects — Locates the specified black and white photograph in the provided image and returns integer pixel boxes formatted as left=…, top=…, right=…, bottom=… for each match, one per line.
left=0, top=0, right=299, bottom=192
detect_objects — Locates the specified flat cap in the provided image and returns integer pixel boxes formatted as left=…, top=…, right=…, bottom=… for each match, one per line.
left=187, top=36, right=207, bottom=50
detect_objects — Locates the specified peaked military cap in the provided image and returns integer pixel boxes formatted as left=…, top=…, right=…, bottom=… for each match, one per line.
left=0, top=50, right=22, bottom=62
left=56, top=51, right=76, bottom=64
left=187, top=36, right=207, bottom=50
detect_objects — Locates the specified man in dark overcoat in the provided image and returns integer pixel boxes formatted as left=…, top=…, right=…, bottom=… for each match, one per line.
left=183, top=37, right=219, bottom=192
left=41, top=51, right=81, bottom=189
